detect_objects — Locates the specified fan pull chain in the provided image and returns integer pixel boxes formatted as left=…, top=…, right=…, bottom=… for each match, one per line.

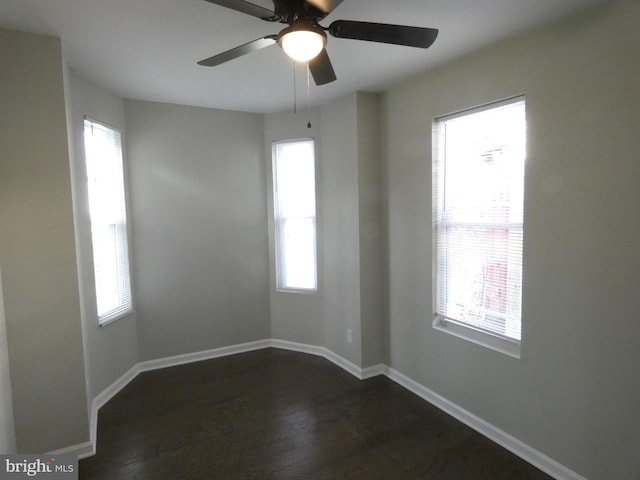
left=306, top=62, right=312, bottom=128
left=293, top=59, right=297, bottom=114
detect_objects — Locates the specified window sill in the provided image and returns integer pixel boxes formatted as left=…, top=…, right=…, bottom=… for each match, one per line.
left=275, top=288, right=318, bottom=295
left=433, top=315, right=521, bottom=358
left=99, top=309, right=134, bottom=327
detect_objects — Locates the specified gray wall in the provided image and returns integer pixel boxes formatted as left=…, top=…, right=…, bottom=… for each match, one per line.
left=320, top=92, right=385, bottom=368
left=265, top=93, right=385, bottom=368
left=382, top=2, right=640, bottom=479
left=125, top=101, right=270, bottom=361
left=0, top=265, right=16, bottom=454
left=66, top=70, right=139, bottom=402
left=0, top=28, right=89, bottom=453
left=319, top=95, right=362, bottom=365
left=264, top=110, right=326, bottom=346
left=355, top=93, right=385, bottom=368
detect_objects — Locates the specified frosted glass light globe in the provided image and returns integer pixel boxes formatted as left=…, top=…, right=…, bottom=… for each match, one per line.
left=279, top=29, right=326, bottom=62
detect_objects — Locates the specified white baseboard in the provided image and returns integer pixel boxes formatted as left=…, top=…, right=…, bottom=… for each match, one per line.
left=387, top=368, right=587, bottom=480
left=361, top=363, right=388, bottom=380
left=269, top=339, right=386, bottom=381
left=270, top=339, right=325, bottom=358
left=271, top=339, right=363, bottom=379
left=48, top=441, right=94, bottom=459
left=85, top=339, right=271, bottom=458
left=83, top=362, right=140, bottom=458
left=137, top=339, right=271, bottom=374
left=322, top=347, right=364, bottom=378
left=77, top=338, right=586, bottom=480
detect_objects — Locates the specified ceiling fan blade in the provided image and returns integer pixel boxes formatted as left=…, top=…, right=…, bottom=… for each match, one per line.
left=198, top=36, right=278, bottom=67
left=305, top=0, right=344, bottom=14
left=203, top=0, right=277, bottom=21
left=308, top=48, right=337, bottom=85
left=329, top=20, right=438, bottom=48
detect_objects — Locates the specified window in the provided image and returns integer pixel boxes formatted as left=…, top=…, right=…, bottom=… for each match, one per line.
left=272, top=139, right=317, bottom=291
left=84, top=118, right=133, bottom=324
left=433, top=97, right=526, bottom=356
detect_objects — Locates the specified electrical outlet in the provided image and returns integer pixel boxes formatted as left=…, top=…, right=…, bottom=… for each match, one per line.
left=346, top=329, right=353, bottom=344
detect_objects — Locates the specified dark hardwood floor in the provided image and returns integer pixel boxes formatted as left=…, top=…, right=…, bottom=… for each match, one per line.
left=80, top=348, right=552, bottom=479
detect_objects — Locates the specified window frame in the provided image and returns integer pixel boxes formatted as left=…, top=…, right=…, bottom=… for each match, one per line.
left=83, top=116, right=134, bottom=326
left=432, top=96, right=526, bottom=358
left=272, top=138, right=318, bottom=293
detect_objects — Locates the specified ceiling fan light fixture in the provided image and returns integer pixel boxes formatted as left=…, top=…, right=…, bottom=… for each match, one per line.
left=278, top=24, right=327, bottom=62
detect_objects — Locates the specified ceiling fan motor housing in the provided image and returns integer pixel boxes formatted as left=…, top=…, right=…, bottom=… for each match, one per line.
left=272, top=0, right=329, bottom=23
left=278, top=21, right=326, bottom=41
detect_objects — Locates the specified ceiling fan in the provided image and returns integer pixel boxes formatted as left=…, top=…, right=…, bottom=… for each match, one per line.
left=198, top=0, right=439, bottom=85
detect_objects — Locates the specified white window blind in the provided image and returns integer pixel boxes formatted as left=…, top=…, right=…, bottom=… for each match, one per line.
left=434, top=97, right=526, bottom=343
left=273, top=139, right=317, bottom=291
left=84, top=118, right=133, bottom=324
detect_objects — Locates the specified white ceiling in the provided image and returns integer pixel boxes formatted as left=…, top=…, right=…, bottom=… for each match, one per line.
left=1, top=0, right=608, bottom=113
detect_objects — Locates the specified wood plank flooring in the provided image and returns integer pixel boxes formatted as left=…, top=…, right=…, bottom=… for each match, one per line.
left=80, top=348, right=553, bottom=479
